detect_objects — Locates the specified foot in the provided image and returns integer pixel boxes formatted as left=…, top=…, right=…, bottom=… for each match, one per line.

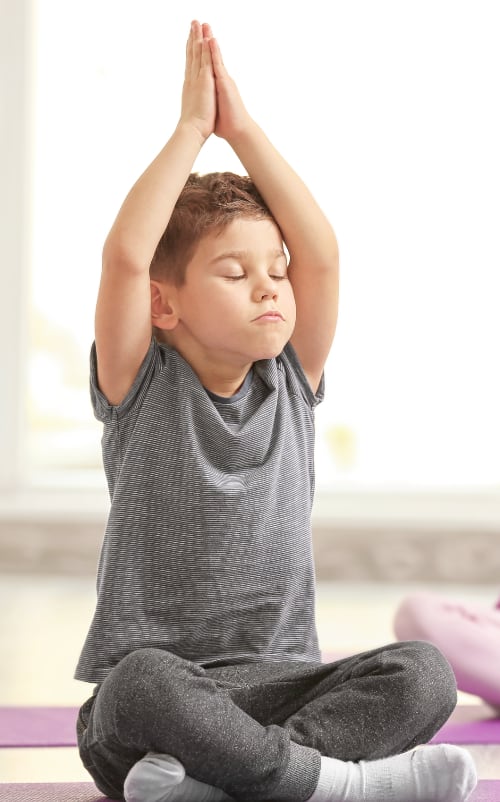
left=308, top=743, right=477, bottom=802
left=123, top=752, right=233, bottom=802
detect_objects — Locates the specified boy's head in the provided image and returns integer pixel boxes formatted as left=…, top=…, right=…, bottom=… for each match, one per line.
left=150, top=172, right=296, bottom=369
left=150, top=172, right=277, bottom=287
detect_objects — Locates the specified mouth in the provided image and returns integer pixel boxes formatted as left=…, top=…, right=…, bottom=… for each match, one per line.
left=253, top=311, right=284, bottom=321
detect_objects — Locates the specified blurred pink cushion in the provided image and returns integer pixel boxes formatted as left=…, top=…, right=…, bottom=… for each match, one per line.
left=394, top=591, right=500, bottom=707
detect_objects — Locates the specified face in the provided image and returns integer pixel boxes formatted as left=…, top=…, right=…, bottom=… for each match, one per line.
left=169, top=217, right=296, bottom=368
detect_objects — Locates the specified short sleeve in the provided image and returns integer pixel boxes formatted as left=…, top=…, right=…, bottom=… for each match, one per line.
left=89, top=338, right=161, bottom=422
left=281, top=342, right=325, bottom=409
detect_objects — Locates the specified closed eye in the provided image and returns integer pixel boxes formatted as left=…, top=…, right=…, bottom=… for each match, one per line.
left=225, top=274, right=287, bottom=282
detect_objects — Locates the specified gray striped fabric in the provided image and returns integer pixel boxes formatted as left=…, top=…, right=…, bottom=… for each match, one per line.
left=75, top=339, right=324, bottom=683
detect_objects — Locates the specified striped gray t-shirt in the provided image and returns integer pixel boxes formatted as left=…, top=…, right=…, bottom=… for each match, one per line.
left=75, top=338, right=324, bottom=683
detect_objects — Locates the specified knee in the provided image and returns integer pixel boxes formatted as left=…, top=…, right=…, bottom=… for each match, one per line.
left=395, top=640, right=457, bottom=723
left=116, top=646, right=179, bottom=676
left=104, top=648, right=190, bottom=711
left=96, top=648, right=201, bottom=746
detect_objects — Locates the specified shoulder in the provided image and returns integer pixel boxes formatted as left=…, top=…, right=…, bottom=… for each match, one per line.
left=90, top=338, right=181, bottom=420
left=270, top=343, right=325, bottom=410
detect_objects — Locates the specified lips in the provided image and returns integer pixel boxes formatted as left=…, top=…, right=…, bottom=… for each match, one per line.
left=254, top=311, right=284, bottom=321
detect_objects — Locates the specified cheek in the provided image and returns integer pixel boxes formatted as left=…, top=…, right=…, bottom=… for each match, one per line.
left=188, top=285, right=221, bottom=314
left=285, top=285, right=297, bottom=315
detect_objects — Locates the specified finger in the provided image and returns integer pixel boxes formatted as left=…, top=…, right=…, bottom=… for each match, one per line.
left=202, top=22, right=213, bottom=39
left=209, top=37, right=225, bottom=77
left=190, top=20, right=203, bottom=78
left=184, top=23, right=193, bottom=78
left=201, top=35, right=214, bottom=74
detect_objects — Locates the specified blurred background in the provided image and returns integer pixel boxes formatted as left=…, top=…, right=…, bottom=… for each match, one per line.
left=0, top=0, right=499, bottom=781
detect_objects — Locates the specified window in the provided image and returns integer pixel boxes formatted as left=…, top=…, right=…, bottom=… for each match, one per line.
left=19, top=1, right=500, bottom=496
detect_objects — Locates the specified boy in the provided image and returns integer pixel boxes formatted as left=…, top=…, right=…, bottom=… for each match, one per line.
left=76, top=20, right=477, bottom=802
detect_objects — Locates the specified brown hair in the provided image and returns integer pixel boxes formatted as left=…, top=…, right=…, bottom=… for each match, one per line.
left=149, top=172, right=277, bottom=286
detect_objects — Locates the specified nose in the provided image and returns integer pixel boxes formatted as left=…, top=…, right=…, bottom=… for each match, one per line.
left=252, top=274, right=278, bottom=302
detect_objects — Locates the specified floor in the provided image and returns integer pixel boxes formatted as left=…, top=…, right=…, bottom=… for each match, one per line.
left=0, top=576, right=498, bottom=783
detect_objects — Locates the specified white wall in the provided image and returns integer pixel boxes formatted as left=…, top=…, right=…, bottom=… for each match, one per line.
left=1, top=0, right=499, bottom=529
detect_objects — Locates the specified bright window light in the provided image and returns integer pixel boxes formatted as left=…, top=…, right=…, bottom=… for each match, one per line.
left=28, top=1, right=500, bottom=490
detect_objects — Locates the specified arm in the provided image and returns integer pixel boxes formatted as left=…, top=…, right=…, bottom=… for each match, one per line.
left=95, top=21, right=216, bottom=405
left=209, top=34, right=339, bottom=394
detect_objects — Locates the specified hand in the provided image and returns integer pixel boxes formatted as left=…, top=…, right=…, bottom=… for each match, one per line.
left=207, top=29, right=253, bottom=142
left=180, top=20, right=216, bottom=142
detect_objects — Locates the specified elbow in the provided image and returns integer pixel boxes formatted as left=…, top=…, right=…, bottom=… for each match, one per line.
left=316, top=234, right=340, bottom=275
left=318, top=247, right=340, bottom=277
left=328, top=241, right=340, bottom=276
left=102, top=235, right=149, bottom=277
left=329, top=237, right=340, bottom=269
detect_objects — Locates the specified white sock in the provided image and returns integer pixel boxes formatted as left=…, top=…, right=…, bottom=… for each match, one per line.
left=123, top=752, right=234, bottom=802
left=307, top=744, right=477, bottom=802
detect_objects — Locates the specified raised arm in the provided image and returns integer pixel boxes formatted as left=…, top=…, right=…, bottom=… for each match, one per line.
left=209, top=34, right=339, bottom=394
left=95, top=21, right=216, bottom=405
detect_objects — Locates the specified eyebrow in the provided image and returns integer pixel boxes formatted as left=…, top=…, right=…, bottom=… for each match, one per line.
left=208, top=249, right=287, bottom=265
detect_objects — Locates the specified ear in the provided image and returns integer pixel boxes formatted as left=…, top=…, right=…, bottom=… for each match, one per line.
left=150, top=280, right=179, bottom=331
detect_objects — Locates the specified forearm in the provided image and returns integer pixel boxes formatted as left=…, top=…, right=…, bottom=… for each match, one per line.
left=228, top=120, right=339, bottom=270
left=103, top=122, right=205, bottom=272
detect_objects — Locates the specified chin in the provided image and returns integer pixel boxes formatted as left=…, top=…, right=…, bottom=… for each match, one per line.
left=254, top=344, right=285, bottom=361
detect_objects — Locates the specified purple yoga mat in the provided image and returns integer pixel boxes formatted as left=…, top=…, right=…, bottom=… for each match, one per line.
left=0, top=783, right=110, bottom=801
left=2, top=702, right=500, bottom=749
left=0, top=782, right=496, bottom=802
left=431, top=703, right=500, bottom=745
left=1, top=703, right=500, bottom=748
left=473, top=783, right=500, bottom=802
left=0, top=707, right=79, bottom=748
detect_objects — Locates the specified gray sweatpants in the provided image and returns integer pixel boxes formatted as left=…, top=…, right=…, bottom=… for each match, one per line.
left=77, top=640, right=456, bottom=801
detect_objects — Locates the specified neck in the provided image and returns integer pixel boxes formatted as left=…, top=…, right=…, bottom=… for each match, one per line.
left=197, top=361, right=251, bottom=398
left=161, top=336, right=252, bottom=398
left=204, top=371, right=251, bottom=398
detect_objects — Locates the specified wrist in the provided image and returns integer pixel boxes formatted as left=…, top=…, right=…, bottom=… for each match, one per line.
left=224, top=117, right=262, bottom=151
left=176, top=118, right=211, bottom=148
